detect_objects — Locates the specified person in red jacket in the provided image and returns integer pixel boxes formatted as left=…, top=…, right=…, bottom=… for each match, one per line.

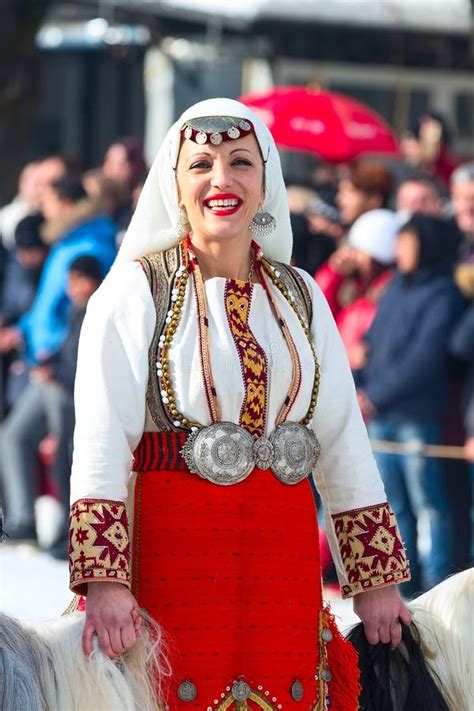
left=316, top=209, right=400, bottom=369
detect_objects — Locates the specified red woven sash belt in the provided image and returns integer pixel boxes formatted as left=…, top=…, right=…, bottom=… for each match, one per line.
left=133, top=431, right=188, bottom=471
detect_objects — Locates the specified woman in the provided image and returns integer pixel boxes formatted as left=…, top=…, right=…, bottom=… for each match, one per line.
left=316, top=209, right=399, bottom=370
left=101, top=136, right=148, bottom=235
left=68, top=98, right=411, bottom=710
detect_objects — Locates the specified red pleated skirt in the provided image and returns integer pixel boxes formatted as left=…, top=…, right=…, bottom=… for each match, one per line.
left=132, top=433, right=359, bottom=711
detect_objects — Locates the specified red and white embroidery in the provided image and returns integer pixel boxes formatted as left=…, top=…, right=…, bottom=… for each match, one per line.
left=224, top=279, right=268, bottom=437
left=69, top=499, right=131, bottom=595
left=332, top=501, right=410, bottom=598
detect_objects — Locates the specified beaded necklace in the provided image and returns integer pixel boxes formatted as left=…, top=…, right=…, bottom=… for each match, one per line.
left=155, top=237, right=320, bottom=432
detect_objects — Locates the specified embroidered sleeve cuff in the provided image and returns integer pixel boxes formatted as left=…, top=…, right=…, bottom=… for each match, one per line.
left=331, top=501, right=411, bottom=599
left=69, top=498, right=131, bottom=596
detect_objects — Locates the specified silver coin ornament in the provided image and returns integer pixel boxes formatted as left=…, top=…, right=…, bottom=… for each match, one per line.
left=227, top=126, right=241, bottom=139
left=269, top=422, right=321, bottom=485
left=321, top=668, right=332, bottom=682
left=231, top=680, right=251, bottom=701
left=177, top=680, right=197, bottom=702
left=182, top=422, right=254, bottom=485
left=195, top=131, right=208, bottom=144
left=321, top=627, right=333, bottom=642
left=291, top=679, right=304, bottom=701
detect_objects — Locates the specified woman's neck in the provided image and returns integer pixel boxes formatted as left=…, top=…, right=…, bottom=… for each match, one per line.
left=188, top=234, right=254, bottom=281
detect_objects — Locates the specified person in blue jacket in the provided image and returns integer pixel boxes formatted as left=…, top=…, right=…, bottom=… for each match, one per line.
left=0, top=175, right=116, bottom=541
left=357, top=214, right=466, bottom=598
left=0, top=174, right=116, bottom=364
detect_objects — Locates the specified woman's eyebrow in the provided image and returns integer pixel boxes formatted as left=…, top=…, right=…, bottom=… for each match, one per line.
left=187, top=152, right=212, bottom=160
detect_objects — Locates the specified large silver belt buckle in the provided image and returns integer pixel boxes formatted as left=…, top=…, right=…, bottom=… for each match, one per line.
left=182, top=421, right=254, bottom=485
left=269, top=422, right=321, bottom=485
left=182, top=421, right=321, bottom=486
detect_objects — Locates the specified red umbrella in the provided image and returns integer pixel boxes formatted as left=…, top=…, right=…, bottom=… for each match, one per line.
left=239, top=86, right=399, bottom=162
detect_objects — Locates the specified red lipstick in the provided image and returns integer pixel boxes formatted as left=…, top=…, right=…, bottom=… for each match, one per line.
left=203, top=193, right=243, bottom=216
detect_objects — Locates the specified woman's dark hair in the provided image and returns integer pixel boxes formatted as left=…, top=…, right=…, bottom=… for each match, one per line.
left=105, top=137, right=148, bottom=190
left=399, top=214, right=462, bottom=269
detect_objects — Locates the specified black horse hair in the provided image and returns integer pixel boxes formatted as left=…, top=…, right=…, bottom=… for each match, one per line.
left=346, top=621, right=449, bottom=711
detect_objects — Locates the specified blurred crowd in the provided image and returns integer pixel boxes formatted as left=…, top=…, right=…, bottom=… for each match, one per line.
left=0, top=111, right=473, bottom=598
left=0, top=138, right=147, bottom=558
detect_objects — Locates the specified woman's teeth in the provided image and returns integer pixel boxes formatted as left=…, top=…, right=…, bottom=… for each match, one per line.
left=206, top=198, right=240, bottom=208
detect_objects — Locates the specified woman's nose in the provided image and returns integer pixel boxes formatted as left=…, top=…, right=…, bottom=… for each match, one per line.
left=211, top=160, right=232, bottom=189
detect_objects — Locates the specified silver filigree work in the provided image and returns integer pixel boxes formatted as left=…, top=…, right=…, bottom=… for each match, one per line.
left=269, top=422, right=321, bottom=485
left=182, top=421, right=321, bottom=486
left=253, top=437, right=275, bottom=470
left=182, top=422, right=254, bottom=485
left=249, top=209, right=277, bottom=238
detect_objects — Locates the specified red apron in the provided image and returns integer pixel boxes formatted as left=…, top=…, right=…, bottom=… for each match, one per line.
left=132, top=433, right=359, bottom=711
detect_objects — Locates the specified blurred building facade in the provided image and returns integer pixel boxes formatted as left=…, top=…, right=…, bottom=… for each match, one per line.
left=30, top=0, right=473, bottom=168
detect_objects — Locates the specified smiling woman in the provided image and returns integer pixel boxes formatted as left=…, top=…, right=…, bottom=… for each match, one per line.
left=66, top=98, right=411, bottom=711
left=175, top=126, right=264, bottom=271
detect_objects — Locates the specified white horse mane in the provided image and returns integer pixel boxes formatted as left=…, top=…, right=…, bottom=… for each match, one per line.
left=410, top=568, right=474, bottom=711
left=0, top=610, right=170, bottom=711
left=1, top=570, right=472, bottom=710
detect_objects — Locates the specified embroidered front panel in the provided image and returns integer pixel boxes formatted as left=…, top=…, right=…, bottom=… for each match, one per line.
left=224, top=279, right=268, bottom=437
left=332, top=502, right=410, bottom=598
left=69, top=499, right=131, bottom=596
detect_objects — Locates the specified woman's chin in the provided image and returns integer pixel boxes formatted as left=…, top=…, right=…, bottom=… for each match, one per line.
left=195, top=221, right=250, bottom=242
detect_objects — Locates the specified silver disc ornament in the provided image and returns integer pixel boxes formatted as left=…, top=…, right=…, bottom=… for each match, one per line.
left=269, top=422, right=321, bottom=485
left=253, top=436, right=275, bottom=470
left=182, top=422, right=254, bottom=485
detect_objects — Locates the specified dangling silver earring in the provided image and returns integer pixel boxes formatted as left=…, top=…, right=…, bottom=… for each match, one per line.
left=249, top=209, right=276, bottom=237
left=176, top=209, right=189, bottom=238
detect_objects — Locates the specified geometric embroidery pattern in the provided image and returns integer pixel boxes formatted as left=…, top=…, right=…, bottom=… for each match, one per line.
left=332, top=501, right=411, bottom=598
left=225, top=279, right=268, bottom=437
left=69, top=498, right=131, bottom=596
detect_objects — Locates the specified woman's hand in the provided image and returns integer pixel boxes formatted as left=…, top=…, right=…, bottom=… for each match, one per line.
left=353, top=585, right=411, bottom=649
left=83, top=582, right=142, bottom=658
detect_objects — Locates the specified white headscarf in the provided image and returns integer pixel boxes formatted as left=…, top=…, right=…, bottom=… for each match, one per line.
left=116, top=98, right=292, bottom=264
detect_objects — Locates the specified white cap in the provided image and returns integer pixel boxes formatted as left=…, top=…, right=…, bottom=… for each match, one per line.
left=348, top=209, right=400, bottom=265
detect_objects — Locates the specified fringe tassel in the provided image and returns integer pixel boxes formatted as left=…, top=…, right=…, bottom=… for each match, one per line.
left=323, top=608, right=361, bottom=711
